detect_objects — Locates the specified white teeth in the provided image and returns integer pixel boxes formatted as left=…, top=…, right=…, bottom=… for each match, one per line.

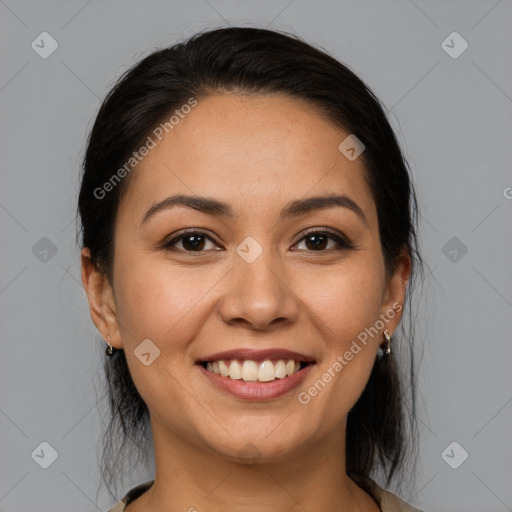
left=286, top=359, right=296, bottom=376
left=204, top=358, right=306, bottom=382
left=274, top=360, right=287, bottom=379
left=258, top=360, right=275, bottom=382
left=229, top=360, right=242, bottom=380
left=219, top=360, right=229, bottom=377
left=241, top=360, right=258, bottom=381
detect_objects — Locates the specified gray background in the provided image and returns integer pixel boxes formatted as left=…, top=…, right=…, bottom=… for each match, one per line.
left=1, top=1, right=511, bottom=511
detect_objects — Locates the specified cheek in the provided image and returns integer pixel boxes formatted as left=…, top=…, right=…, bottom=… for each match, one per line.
left=301, top=259, right=385, bottom=345
left=111, top=257, right=217, bottom=426
left=114, top=257, right=217, bottom=345
left=295, top=260, right=384, bottom=407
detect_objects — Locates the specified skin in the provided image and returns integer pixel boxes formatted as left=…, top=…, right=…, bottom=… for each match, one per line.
left=81, top=93, right=411, bottom=512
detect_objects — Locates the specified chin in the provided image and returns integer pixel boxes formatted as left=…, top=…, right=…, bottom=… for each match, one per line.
left=200, top=426, right=309, bottom=466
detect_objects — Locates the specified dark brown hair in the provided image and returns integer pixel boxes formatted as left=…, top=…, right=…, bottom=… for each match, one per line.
left=77, top=26, right=425, bottom=499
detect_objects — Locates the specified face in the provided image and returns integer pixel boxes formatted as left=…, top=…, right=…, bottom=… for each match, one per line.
left=82, top=93, right=410, bottom=464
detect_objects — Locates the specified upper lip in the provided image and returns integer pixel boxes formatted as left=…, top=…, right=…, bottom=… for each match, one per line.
left=197, top=348, right=316, bottom=364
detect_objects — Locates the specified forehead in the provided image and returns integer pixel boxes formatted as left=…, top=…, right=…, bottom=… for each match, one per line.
left=118, top=93, right=376, bottom=225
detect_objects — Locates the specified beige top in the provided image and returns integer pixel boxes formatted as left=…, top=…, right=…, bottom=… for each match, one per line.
left=106, top=476, right=424, bottom=511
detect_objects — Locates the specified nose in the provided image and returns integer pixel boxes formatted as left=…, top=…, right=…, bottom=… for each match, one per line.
left=218, top=244, right=299, bottom=331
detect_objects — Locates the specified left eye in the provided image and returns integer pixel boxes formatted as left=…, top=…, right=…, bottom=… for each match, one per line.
left=294, top=230, right=349, bottom=251
left=164, top=230, right=351, bottom=253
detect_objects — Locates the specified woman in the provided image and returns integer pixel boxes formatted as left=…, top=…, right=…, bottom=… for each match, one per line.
left=78, top=26, right=425, bottom=512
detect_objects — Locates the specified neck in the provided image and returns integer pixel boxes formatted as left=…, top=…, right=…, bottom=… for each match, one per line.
left=129, top=416, right=379, bottom=512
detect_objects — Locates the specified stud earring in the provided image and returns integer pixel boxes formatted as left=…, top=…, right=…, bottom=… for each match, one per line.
left=105, top=335, right=115, bottom=357
left=382, top=329, right=391, bottom=356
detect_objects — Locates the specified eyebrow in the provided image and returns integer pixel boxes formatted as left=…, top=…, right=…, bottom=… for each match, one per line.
left=141, top=193, right=369, bottom=227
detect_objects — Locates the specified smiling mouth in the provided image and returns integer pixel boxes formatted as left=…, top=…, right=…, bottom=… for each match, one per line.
left=197, top=359, right=314, bottom=383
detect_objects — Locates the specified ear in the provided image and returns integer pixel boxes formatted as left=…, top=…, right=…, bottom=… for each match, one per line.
left=80, top=247, right=123, bottom=349
left=380, top=246, right=412, bottom=335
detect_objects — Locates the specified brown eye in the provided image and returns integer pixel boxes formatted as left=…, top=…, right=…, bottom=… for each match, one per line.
left=163, top=228, right=353, bottom=254
left=293, top=229, right=353, bottom=252
left=164, top=232, right=217, bottom=252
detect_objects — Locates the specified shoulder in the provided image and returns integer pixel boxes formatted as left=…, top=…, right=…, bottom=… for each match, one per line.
left=106, top=480, right=154, bottom=512
left=351, top=475, right=425, bottom=512
left=106, top=477, right=425, bottom=512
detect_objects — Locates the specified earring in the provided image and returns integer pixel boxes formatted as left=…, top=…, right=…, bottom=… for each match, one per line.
left=382, top=329, right=391, bottom=356
left=105, top=335, right=115, bottom=356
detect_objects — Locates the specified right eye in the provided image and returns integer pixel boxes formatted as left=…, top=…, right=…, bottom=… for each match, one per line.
left=163, top=231, right=220, bottom=252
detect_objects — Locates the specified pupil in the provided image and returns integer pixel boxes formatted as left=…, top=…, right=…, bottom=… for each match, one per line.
left=306, top=234, right=327, bottom=250
left=183, top=234, right=205, bottom=251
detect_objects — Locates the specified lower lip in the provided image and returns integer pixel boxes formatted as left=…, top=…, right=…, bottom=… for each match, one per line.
left=197, top=364, right=315, bottom=401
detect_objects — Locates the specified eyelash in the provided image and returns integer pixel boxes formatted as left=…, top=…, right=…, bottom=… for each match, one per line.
left=162, top=228, right=355, bottom=253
